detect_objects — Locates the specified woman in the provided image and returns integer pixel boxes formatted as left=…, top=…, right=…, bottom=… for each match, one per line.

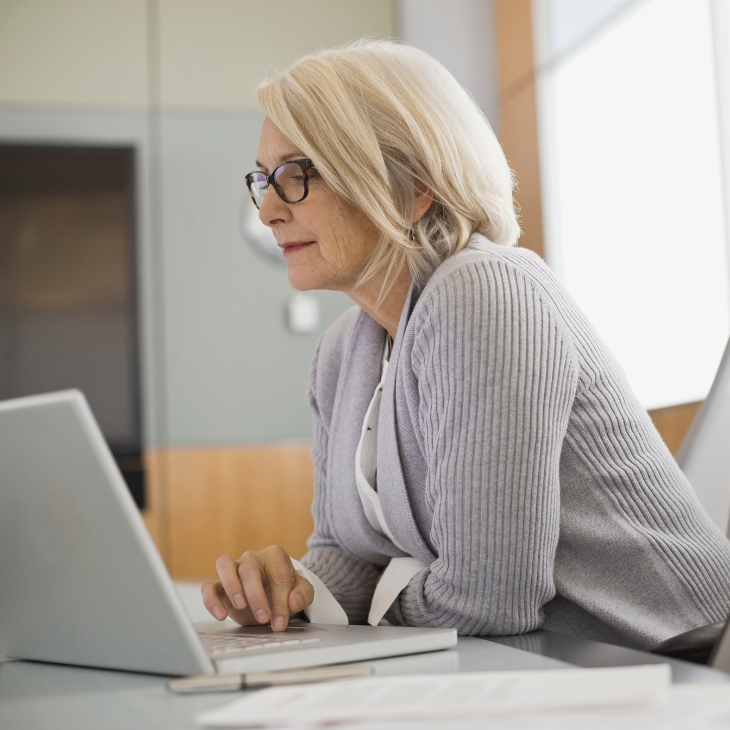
left=202, top=39, right=730, bottom=649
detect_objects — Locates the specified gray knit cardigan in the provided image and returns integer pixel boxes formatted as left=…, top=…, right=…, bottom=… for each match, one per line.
left=300, top=235, right=730, bottom=649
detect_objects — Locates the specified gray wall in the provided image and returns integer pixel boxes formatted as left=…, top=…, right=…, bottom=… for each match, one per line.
left=0, top=0, right=392, bottom=449
left=0, top=105, right=351, bottom=447
left=158, top=110, right=350, bottom=444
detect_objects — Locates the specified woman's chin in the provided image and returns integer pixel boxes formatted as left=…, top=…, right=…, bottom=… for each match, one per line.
left=287, top=269, right=321, bottom=292
left=286, top=261, right=347, bottom=293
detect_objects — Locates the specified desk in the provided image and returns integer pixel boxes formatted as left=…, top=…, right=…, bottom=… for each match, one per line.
left=1, top=585, right=728, bottom=730
left=491, top=631, right=730, bottom=684
left=0, top=639, right=567, bottom=730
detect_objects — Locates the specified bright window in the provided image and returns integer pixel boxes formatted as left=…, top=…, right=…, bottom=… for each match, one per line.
left=535, top=0, right=730, bottom=409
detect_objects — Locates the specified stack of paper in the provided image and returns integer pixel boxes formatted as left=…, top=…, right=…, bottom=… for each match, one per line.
left=194, top=664, right=695, bottom=728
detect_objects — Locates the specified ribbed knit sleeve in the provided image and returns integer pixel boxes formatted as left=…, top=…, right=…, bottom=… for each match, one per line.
left=397, top=259, right=579, bottom=634
left=299, top=339, right=380, bottom=624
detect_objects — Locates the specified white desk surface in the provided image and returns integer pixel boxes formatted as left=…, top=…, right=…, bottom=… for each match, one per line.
left=1, top=583, right=727, bottom=730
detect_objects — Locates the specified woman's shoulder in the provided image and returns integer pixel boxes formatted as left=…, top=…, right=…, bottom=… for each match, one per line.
left=411, top=234, right=581, bottom=370
left=423, top=234, right=554, bottom=300
left=414, top=234, right=569, bottom=328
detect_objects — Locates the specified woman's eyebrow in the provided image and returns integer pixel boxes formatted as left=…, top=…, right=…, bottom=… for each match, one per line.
left=254, top=153, right=306, bottom=173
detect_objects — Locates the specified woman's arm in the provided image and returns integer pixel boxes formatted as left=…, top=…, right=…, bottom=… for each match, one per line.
left=202, top=318, right=376, bottom=629
left=396, top=259, right=579, bottom=635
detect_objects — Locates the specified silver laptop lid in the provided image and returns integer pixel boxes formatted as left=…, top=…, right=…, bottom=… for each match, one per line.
left=0, top=390, right=213, bottom=676
left=676, top=336, right=730, bottom=536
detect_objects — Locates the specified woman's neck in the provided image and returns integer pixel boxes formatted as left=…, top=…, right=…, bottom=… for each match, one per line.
left=344, top=267, right=412, bottom=340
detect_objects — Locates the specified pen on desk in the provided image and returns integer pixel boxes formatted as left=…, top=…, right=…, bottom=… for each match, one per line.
left=166, top=664, right=372, bottom=694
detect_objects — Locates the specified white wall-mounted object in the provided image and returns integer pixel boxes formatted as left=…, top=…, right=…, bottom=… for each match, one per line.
left=287, top=292, right=320, bottom=335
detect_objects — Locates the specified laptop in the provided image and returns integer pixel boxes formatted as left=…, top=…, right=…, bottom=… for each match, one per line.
left=0, top=390, right=456, bottom=676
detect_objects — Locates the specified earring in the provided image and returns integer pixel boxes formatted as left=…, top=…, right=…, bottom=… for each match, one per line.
left=409, top=229, right=416, bottom=242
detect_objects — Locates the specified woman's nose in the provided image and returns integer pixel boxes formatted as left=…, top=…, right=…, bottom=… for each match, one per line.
left=258, top=186, right=290, bottom=228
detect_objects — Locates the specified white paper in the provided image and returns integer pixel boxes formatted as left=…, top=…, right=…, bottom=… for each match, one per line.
left=195, top=664, right=671, bottom=728
left=315, top=684, right=730, bottom=730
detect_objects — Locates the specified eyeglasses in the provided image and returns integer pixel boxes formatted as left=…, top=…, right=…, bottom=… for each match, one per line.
left=245, top=159, right=315, bottom=210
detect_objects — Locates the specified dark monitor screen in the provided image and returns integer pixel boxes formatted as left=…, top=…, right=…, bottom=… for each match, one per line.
left=0, top=145, right=144, bottom=505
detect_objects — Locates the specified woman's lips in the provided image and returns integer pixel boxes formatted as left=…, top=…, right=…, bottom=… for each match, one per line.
left=280, top=241, right=315, bottom=256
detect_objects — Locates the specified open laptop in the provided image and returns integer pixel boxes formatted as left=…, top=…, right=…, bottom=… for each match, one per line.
left=0, top=390, right=456, bottom=676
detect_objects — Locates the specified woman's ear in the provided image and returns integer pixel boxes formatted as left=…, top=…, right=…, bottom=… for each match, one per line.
left=413, top=187, right=435, bottom=224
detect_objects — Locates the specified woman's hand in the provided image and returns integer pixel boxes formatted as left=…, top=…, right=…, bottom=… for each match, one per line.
left=201, top=545, right=314, bottom=631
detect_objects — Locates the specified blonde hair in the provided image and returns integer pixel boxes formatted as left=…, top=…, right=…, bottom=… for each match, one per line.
left=257, top=39, right=520, bottom=296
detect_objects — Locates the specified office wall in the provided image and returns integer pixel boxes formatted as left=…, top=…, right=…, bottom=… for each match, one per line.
left=157, top=0, right=395, bottom=111
left=0, top=0, right=149, bottom=107
left=0, top=0, right=396, bottom=576
left=0, top=0, right=395, bottom=111
left=396, top=0, right=499, bottom=130
left=0, top=0, right=394, bottom=448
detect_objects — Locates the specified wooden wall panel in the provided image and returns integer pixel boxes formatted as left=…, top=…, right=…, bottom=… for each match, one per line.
left=149, top=445, right=315, bottom=581
left=494, top=0, right=544, bottom=259
left=500, top=79, right=544, bottom=258
left=141, top=445, right=315, bottom=581
left=141, top=450, right=171, bottom=566
left=494, top=0, right=534, bottom=94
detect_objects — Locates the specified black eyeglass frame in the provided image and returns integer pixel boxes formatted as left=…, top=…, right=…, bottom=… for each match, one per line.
left=245, top=159, right=315, bottom=209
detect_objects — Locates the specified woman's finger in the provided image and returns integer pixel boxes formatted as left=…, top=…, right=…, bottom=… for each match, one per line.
left=237, top=551, right=272, bottom=625
left=215, top=553, right=247, bottom=611
left=201, top=580, right=228, bottom=621
left=289, top=574, right=315, bottom=614
left=261, top=546, right=298, bottom=631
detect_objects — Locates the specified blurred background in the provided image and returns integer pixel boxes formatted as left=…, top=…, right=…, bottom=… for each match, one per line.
left=0, top=0, right=728, bottom=579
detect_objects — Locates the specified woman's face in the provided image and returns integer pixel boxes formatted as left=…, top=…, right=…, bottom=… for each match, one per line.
left=256, top=117, right=381, bottom=293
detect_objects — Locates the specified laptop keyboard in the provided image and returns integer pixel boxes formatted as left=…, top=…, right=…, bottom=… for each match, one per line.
left=199, top=632, right=321, bottom=656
